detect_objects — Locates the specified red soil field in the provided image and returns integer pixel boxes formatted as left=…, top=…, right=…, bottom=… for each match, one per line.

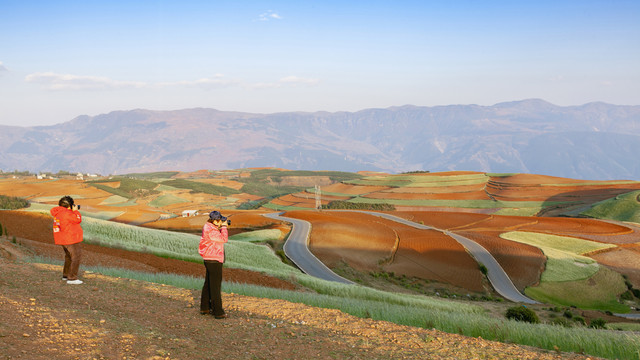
left=321, top=183, right=391, bottom=195
left=591, top=245, right=640, bottom=288
left=191, top=178, right=246, bottom=190
left=486, top=174, right=640, bottom=202
left=284, top=211, right=397, bottom=271
left=363, top=190, right=490, bottom=201
left=284, top=211, right=485, bottom=292
left=395, top=211, right=635, bottom=243
left=455, top=230, right=545, bottom=291
left=382, top=183, right=486, bottom=194
left=417, top=171, right=485, bottom=177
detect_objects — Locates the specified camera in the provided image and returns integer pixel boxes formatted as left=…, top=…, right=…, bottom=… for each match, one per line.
left=220, top=216, right=231, bottom=226
left=77, top=205, right=81, bottom=210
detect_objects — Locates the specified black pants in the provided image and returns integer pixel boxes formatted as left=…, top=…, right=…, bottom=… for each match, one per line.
left=201, top=260, right=224, bottom=316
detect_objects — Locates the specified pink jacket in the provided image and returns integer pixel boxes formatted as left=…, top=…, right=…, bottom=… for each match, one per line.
left=199, top=222, right=228, bottom=262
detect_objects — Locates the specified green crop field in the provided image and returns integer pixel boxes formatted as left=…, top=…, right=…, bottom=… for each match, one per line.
left=582, top=190, right=640, bottom=224
left=149, top=194, right=188, bottom=207
left=229, top=229, right=282, bottom=242
left=501, top=231, right=627, bottom=312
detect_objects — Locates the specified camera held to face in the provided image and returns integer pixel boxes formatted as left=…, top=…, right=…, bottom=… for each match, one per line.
left=220, top=215, right=231, bottom=226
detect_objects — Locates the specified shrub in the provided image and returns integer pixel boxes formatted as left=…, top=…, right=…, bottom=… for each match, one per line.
left=572, top=316, right=585, bottom=325
left=322, top=200, right=395, bottom=211
left=550, top=317, right=572, bottom=327
left=589, top=318, right=606, bottom=329
left=620, top=290, right=634, bottom=301
left=478, top=264, right=488, bottom=275
left=0, top=195, right=29, bottom=210
left=505, top=306, right=539, bottom=324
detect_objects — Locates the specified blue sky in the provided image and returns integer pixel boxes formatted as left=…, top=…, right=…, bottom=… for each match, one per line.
left=1, top=0, right=639, bottom=126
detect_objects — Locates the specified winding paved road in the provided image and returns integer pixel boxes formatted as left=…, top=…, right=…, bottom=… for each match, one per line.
left=263, top=212, right=354, bottom=285
left=265, top=210, right=537, bottom=303
left=358, top=211, right=539, bottom=304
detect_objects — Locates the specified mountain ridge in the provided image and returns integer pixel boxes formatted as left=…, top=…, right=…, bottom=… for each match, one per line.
left=2, top=99, right=639, bottom=180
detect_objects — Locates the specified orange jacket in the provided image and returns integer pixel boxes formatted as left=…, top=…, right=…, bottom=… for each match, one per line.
left=199, top=222, right=228, bottom=262
left=50, top=206, right=83, bottom=245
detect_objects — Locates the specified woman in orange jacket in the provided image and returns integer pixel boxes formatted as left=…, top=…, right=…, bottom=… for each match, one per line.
left=50, top=196, right=84, bottom=284
left=199, top=210, right=229, bottom=318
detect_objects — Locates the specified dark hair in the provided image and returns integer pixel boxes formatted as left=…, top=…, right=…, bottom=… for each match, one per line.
left=59, top=195, right=74, bottom=208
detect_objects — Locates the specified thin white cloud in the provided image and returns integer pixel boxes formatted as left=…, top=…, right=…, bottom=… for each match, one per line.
left=168, top=74, right=240, bottom=89
left=0, top=61, right=7, bottom=72
left=259, top=10, right=282, bottom=21
left=24, top=71, right=317, bottom=91
left=25, top=72, right=145, bottom=91
left=279, top=76, right=319, bottom=86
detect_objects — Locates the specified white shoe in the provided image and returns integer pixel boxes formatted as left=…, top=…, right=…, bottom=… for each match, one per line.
left=62, top=277, right=68, bottom=281
left=66, top=279, right=83, bottom=285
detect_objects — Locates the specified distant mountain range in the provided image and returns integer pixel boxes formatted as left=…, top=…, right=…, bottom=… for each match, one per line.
left=1, top=99, right=639, bottom=180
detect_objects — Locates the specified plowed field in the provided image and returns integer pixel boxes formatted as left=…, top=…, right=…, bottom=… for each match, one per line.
left=284, top=211, right=486, bottom=292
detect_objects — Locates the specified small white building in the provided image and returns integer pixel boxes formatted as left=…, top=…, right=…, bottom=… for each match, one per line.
left=182, top=210, right=199, bottom=217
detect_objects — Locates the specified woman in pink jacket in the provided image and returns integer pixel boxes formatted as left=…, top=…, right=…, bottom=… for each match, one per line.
left=199, top=210, right=229, bottom=318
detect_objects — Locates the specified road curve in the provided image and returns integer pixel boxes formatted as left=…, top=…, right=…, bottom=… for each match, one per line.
left=355, top=211, right=539, bottom=304
left=263, top=212, right=354, bottom=285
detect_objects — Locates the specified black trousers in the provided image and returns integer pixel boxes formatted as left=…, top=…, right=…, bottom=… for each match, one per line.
left=201, top=260, right=224, bottom=316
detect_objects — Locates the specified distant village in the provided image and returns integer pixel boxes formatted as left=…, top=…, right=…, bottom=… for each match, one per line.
left=0, top=170, right=102, bottom=181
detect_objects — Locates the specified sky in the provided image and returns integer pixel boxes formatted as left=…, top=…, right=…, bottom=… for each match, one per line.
left=1, top=0, right=639, bottom=127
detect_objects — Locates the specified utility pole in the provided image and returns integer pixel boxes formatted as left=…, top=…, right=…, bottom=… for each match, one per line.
left=315, top=184, right=321, bottom=210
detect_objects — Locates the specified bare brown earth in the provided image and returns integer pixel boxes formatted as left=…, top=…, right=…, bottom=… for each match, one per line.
left=0, top=215, right=599, bottom=359
left=284, top=210, right=487, bottom=292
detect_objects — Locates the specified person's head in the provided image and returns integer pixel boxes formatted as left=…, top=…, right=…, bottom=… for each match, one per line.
left=59, top=195, right=75, bottom=209
left=208, top=210, right=224, bottom=226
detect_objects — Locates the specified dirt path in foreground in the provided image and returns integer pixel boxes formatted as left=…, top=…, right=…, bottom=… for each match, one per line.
left=0, top=238, right=597, bottom=360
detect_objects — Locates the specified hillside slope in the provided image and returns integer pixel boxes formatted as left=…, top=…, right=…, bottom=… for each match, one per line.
left=0, top=238, right=594, bottom=360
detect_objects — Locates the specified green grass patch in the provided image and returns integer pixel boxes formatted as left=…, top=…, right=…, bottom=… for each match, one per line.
left=246, top=169, right=362, bottom=182
left=88, top=177, right=159, bottom=199
left=607, top=322, right=640, bottom=331
left=500, top=231, right=616, bottom=256
left=581, top=190, right=640, bottom=224
left=121, top=171, right=180, bottom=179
left=99, top=195, right=130, bottom=205
left=344, top=173, right=488, bottom=188
left=149, top=194, right=188, bottom=207
left=229, top=229, right=282, bottom=242
left=524, top=267, right=629, bottom=313
left=262, top=203, right=317, bottom=211
left=493, top=207, right=542, bottom=216
left=500, top=231, right=615, bottom=282
left=160, top=179, right=239, bottom=197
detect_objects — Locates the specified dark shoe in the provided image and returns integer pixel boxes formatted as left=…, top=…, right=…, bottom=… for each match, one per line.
left=214, top=314, right=228, bottom=319
left=200, top=310, right=211, bottom=315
